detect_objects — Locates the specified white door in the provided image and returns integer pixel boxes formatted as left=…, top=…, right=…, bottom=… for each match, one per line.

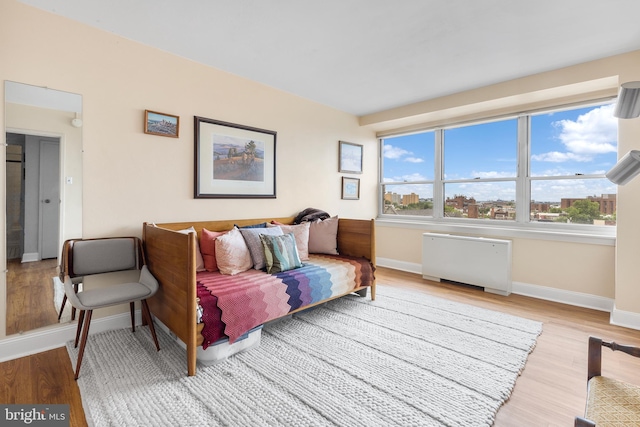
left=39, top=140, right=60, bottom=259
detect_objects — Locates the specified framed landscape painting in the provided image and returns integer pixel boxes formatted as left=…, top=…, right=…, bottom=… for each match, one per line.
left=194, top=116, right=276, bottom=198
left=144, top=110, right=179, bottom=137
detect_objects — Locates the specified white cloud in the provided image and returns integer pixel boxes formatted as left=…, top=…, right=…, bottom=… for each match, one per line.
left=554, top=104, right=618, bottom=155
left=405, top=157, right=424, bottom=163
left=530, top=178, right=618, bottom=202
left=384, top=172, right=428, bottom=182
left=383, top=144, right=425, bottom=163
left=445, top=181, right=516, bottom=201
left=472, top=170, right=515, bottom=179
left=384, top=144, right=410, bottom=159
left=531, top=151, right=593, bottom=162
left=535, top=104, right=617, bottom=162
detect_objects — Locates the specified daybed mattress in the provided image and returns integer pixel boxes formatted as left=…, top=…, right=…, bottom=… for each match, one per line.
left=196, top=254, right=374, bottom=348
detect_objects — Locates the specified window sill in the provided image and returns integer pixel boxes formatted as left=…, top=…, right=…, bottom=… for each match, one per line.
left=375, top=216, right=616, bottom=246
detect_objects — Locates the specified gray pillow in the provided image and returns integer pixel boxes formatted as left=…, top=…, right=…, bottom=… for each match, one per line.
left=239, top=226, right=283, bottom=270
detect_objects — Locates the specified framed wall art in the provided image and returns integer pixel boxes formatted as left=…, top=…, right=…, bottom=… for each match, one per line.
left=194, top=116, right=276, bottom=198
left=144, top=110, right=179, bottom=137
left=341, top=177, right=360, bottom=200
left=339, top=141, right=363, bottom=174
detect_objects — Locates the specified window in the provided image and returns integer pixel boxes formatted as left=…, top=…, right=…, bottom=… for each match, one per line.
left=381, top=131, right=434, bottom=216
left=379, top=101, right=618, bottom=227
left=529, top=104, right=618, bottom=225
left=443, top=119, right=518, bottom=220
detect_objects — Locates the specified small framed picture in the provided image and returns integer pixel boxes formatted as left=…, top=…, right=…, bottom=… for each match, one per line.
left=144, top=110, right=180, bottom=138
left=341, top=177, right=360, bottom=200
left=339, top=141, right=363, bottom=174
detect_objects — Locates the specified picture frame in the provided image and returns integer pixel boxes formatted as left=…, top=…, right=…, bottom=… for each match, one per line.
left=339, top=141, right=363, bottom=174
left=194, top=116, right=276, bottom=198
left=341, top=177, right=360, bottom=200
left=144, top=110, right=180, bottom=138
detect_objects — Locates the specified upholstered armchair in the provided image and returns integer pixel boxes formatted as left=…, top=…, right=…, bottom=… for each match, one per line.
left=61, top=237, right=160, bottom=379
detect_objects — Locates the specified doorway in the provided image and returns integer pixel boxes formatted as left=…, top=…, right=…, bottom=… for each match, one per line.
left=6, top=132, right=61, bottom=262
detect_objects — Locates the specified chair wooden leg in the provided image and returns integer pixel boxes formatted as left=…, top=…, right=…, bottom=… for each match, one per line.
left=130, top=302, right=136, bottom=332
left=71, top=283, right=79, bottom=321
left=74, top=310, right=93, bottom=380
left=141, top=299, right=160, bottom=351
left=57, top=294, right=68, bottom=320
left=74, top=310, right=85, bottom=348
left=58, top=282, right=81, bottom=321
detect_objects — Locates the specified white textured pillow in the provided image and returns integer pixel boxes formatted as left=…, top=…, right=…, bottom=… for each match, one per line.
left=267, top=222, right=310, bottom=260
left=214, top=228, right=252, bottom=275
left=308, top=216, right=339, bottom=255
left=239, top=227, right=283, bottom=270
left=177, top=226, right=205, bottom=272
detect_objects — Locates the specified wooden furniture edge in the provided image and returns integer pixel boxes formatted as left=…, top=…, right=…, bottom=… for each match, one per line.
left=142, top=222, right=197, bottom=374
left=337, top=218, right=376, bottom=300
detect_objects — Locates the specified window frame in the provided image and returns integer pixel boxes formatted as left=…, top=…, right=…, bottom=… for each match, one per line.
left=377, top=100, right=617, bottom=246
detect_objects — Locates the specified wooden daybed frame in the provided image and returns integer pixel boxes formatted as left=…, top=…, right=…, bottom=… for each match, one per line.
left=142, top=217, right=376, bottom=376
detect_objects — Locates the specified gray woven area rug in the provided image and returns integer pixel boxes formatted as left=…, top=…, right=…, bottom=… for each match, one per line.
left=67, top=285, right=542, bottom=427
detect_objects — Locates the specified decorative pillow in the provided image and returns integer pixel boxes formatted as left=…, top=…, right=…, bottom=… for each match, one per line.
left=239, top=227, right=283, bottom=270
left=260, top=233, right=303, bottom=274
left=267, top=221, right=310, bottom=260
left=235, top=222, right=267, bottom=229
left=214, top=227, right=252, bottom=275
left=178, top=227, right=205, bottom=272
left=308, top=216, right=339, bottom=255
left=199, top=228, right=230, bottom=272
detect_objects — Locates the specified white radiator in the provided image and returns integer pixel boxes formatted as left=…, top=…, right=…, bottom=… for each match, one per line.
left=422, top=233, right=512, bottom=296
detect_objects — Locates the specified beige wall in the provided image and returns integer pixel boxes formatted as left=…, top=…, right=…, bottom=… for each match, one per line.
left=0, top=1, right=377, bottom=339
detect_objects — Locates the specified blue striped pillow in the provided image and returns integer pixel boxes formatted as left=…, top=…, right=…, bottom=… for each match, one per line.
left=260, top=233, right=303, bottom=274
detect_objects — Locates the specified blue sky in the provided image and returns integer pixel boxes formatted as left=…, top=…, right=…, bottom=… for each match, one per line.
left=383, top=103, right=619, bottom=202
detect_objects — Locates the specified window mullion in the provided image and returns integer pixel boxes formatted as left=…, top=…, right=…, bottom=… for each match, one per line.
left=516, top=115, right=530, bottom=223
left=378, top=138, right=384, bottom=216
left=433, top=129, right=444, bottom=219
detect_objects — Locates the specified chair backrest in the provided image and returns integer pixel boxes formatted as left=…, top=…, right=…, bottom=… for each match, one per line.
left=61, top=237, right=142, bottom=277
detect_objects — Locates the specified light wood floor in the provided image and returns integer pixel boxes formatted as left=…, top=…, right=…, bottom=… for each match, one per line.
left=2, top=266, right=639, bottom=427
left=6, top=258, right=60, bottom=335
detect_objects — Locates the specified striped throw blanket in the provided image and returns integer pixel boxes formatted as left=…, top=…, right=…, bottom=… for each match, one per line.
left=196, top=254, right=374, bottom=348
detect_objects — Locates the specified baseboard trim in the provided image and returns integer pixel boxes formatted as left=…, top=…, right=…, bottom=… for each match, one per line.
left=21, top=252, right=39, bottom=263
left=376, top=257, right=422, bottom=274
left=512, top=281, right=614, bottom=313
left=0, top=311, right=142, bottom=363
left=376, top=257, right=616, bottom=314
left=611, top=306, right=640, bottom=330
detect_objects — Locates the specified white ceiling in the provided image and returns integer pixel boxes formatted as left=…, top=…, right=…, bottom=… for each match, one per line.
left=18, top=0, right=640, bottom=116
